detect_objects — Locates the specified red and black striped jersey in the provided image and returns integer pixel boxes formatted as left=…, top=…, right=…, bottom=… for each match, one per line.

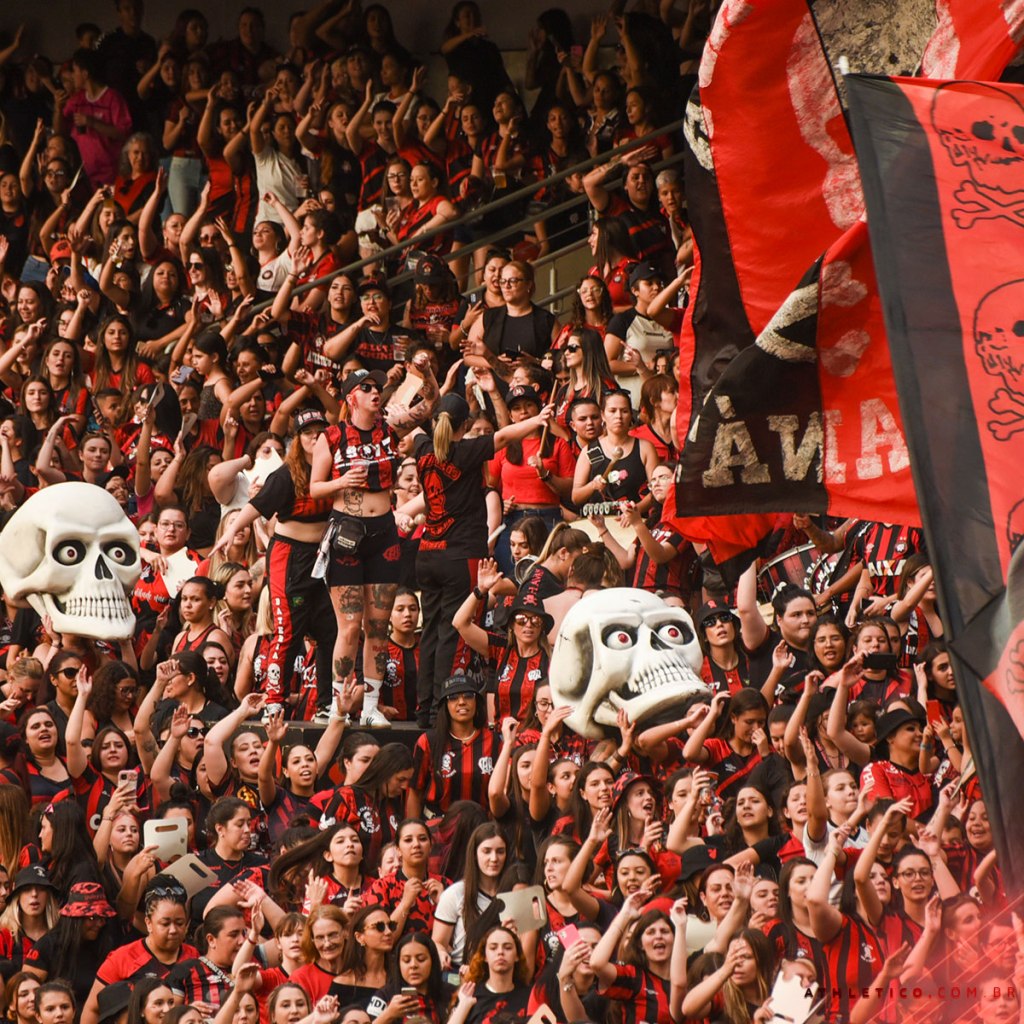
left=286, top=309, right=349, bottom=384
left=0, top=928, right=36, bottom=969
left=697, top=737, right=763, bottom=801
left=311, top=785, right=403, bottom=870
left=878, top=907, right=923, bottom=955
left=383, top=638, right=419, bottom=720
left=364, top=869, right=450, bottom=932
left=300, top=873, right=375, bottom=913
left=602, top=194, right=673, bottom=268
left=357, top=141, right=390, bottom=208
left=822, top=914, right=884, bottom=1023
left=486, top=634, right=548, bottom=722
left=602, top=963, right=672, bottom=1024
left=264, top=786, right=317, bottom=845
left=847, top=671, right=913, bottom=705
left=514, top=727, right=593, bottom=767
left=700, top=654, right=749, bottom=696
left=168, top=957, right=234, bottom=1008
left=851, top=521, right=925, bottom=595
left=411, top=727, right=501, bottom=814
left=761, top=918, right=828, bottom=990
left=631, top=521, right=694, bottom=598
left=325, top=420, right=401, bottom=493
left=73, top=762, right=149, bottom=836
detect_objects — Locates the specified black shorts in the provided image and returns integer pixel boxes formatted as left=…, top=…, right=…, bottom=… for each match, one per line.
left=326, top=510, right=402, bottom=587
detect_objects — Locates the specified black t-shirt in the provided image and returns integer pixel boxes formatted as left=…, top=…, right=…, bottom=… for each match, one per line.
left=517, top=564, right=564, bottom=604
left=414, top=433, right=495, bottom=558
left=748, top=628, right=813, bottom=697
left=465, top=983, right=530, bottom=1024
left=250, top=463, right=331, bottom=525
left=25, top=927, right=115, bottom=1004
left=351, top=326, right=398, bottom=372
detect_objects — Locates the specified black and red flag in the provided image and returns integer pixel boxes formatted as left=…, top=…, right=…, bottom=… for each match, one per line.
left=848, top=72, right=1024, bottom=887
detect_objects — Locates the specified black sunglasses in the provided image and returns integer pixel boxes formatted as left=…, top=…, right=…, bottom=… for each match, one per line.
left=564, top=343, right=581, bottom=353
left=705, top=613, right=734, bottom=627
left=57, top=666, right=80, bottom=679
left=365, top=920, right=398, bottom=933
left=357, top=382, right=381, bottom=393
left=186, top=726, right=206, bottom=739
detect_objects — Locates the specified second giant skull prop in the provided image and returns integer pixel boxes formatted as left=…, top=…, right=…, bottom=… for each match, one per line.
left=550, top=589, right=709, bottom=739
left=0, top=483, right=140, bottom=640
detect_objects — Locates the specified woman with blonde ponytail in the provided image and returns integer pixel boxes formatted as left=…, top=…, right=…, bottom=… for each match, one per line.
left=411, top=378, right=553, bottom=728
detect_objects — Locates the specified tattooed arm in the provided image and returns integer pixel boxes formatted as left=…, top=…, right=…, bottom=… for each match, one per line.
left=385, top=353, right=440, bottom=437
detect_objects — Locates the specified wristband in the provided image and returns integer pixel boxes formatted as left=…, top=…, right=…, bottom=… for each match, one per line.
left=473, top=586, right=486, bottom=601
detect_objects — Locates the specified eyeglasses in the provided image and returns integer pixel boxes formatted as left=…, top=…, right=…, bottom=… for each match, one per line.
left=897, top=868, right=933, bottom=880
left=514, top=613, right=542, bottom=626
left=386, top=172, right=408, bottom=180
left=564, top=343, right=581, bottom=353
left=116, top=685, right=137, bottom=696
left=357, top=382, right=381, bottom=393
left=186, top=726, right=206, bottom=739
left=365, top=920, right=398, bottom=933
left=500, top=277, right=525, bottom=287
left=535, top=699, right=554, bottom=711
left=159, top=521, right=186, bottom=530
left=45, top=168, right=68, bottom=178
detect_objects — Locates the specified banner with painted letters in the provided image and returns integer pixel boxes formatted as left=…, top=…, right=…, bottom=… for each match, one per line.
left=848, top=72, right=1024, bottom=888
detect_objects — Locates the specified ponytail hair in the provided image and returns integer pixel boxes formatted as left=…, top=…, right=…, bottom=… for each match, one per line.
left=433, top=411, right=455, bottom=463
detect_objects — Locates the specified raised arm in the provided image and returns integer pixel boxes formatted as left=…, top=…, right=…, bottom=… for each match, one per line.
left=451, top=559, right=499, bottom=657
left=204, top=692, right=266, bottom=788
left=735, top=561, right=769, bottom=651
left=682, top=692, right=727, bottom=764
left=65, top=667, right=94, bottom=779
left=806, top=826, right=848, bottom=944
left=487, top=718, right=518, bottom=818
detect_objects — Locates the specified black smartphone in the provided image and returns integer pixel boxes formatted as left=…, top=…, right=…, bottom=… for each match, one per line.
left=862, top=653, right=899, bottom=671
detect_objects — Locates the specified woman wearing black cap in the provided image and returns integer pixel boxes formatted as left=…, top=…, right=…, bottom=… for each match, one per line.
left=212, top=408, right=334, bottom=714
left=311, top=353, right=439, bottom=727
left=413, top=385, right=552, bottom=726
left=453, top=565, right=552, bottom=724
left=0, top=867, right=58, bottom=973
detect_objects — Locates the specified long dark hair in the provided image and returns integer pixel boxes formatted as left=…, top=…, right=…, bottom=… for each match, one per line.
left=41, top=802, right=100, bottom=893
left=428, top=690, right=487, bottom=781
left=46, top=915, right=111, bottom=986
left=353, top=743, right=413, bottom=802
left=338, top=904, right=391, bottom=979
left=388, top=932, right=443, bottom=1005
left=268, top=821, right=364, bottom=905
left=430, top=802, right=488, bottom=882
left=566, top=761, right=614, bottom=839
left=461, top=823, right=506, bottom=937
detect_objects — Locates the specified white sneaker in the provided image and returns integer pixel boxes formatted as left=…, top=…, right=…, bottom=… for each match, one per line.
left=360, top=708, right=390, bottom=727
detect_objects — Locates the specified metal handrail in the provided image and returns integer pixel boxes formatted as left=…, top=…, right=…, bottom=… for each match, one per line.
left=264, top=118, right=687, bottom=307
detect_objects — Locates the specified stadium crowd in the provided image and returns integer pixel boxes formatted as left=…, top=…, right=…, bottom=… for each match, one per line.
left=0, top=2, right=1009, bottom=1024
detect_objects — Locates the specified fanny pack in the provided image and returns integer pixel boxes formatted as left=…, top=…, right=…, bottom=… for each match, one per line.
left=332, top=516, right=367, bottom=554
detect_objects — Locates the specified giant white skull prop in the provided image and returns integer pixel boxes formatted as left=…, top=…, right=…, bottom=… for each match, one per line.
left=549, top=589, right=709, bottom=739
left=0, top=483, right=140, bottom=640
left=933, top=83, right=1024, bottom=196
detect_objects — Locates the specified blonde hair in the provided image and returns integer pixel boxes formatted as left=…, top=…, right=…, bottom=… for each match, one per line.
left=211, top=561, right=254, bottom=639
left=432, top=411, right=455, bottom=463
left=0, top=884, right=58, bottom=939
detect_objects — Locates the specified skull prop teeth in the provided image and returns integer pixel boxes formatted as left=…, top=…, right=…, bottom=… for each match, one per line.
left=0, top=483, right=140, bottom=640
left=549, top=589, right=710, bottom=739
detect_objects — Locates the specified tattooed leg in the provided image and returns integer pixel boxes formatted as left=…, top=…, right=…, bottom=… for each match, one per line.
left=331, top=585, right=363, bottom=686
left=361, top=583, right=396, bottom=720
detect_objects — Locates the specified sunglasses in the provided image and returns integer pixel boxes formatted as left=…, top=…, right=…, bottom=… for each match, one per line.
left=705, top=613, right=734, bottom=627
left=57, top=667, right=80, bottom=679
left=186, top=726, right=206, bottom=739
left=357, top=382, right=381, bottom=393
left=189, top=261, right=204, bottom=269
left=365, top=920, right=398, bottom=933
left=514, top=613, right=542, bottom=626
left=564, top=343, right=581, bottom=353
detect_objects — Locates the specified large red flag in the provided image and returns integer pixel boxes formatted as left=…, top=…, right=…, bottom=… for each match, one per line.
left=849, top=72, right=1024, bottom=891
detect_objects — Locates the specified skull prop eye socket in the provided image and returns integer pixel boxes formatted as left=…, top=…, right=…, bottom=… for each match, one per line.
left=656, top=621, right=694, bottom=646
left=54, top=541, right=86, bottom=566
left=603, top=626, right=637, bottom=650
left=103, top=541, right=137, bottom=566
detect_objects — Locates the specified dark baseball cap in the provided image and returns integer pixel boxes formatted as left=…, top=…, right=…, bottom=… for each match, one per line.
left=340, top=368, right=387, bottom=398
left=628, top=262, right=664, bottom=288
